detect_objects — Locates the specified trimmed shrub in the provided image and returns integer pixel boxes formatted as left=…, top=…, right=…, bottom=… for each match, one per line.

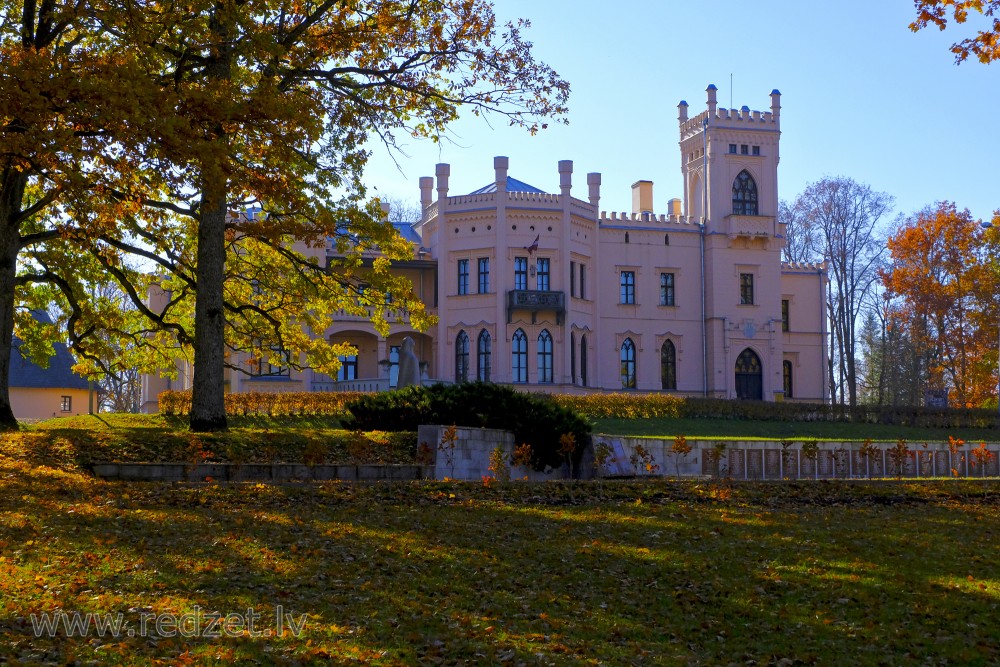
left=159, top=390, right=363, bottom=417
left=342, top=382, right=591, bottom=471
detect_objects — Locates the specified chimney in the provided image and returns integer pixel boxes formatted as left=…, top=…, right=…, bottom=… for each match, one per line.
left=419, top=176, right=433, bottom=218
left=667, top=198, right=682, bottom=216
left=631, top=180, right=653, bottom=215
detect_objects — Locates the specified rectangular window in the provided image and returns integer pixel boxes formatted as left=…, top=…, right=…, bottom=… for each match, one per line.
left=478, top=257, right=490, bottom=294
left=659, top=272, right=675, bottom=306
left=782, top=299, right=790, bottom=332
left=740, top=144, right=749, bottom=155
left=251, top=345, right=291, bottom=377
left=536, top=258, right=550, bottom=291
left=389, top=345, right=400, bottom=388
left=729, top=144, right=737, bottom=154
left=580, top=264, right=587, bottom=299
left=620, top=270, right=636, bottom=305
left=337, top=354, right=358, bottom=381
left=570, top=261, right=576, bottom=297
left=752, top=145, right=760, bottom=156
left=60, top=395, right=72, bottom=412
left=740, top=273, right=755, bottom=305
left=514, top=256, right=527, bottom=291
left=457, top=259, right=469, bottom=295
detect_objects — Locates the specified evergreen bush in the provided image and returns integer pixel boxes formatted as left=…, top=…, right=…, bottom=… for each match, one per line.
left=342, top=382, right=591, bottom=471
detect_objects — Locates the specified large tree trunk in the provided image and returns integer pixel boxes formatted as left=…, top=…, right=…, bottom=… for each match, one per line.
left=189, top=185, right=229, bottom=431
left=0, top=169, right=28, bottom=431
left=188, top=7, right=233, bottom=432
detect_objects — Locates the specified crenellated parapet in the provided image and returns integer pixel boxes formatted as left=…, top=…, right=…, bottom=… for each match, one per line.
left=781, top=260, right=827, bottom=273
left=599, top=210, right=701, bottom=227
left=445, top=192, right=497, bottom=207
left=678, top=86, right=781, bottom=141
left=505, top=191, right=562, bottom=204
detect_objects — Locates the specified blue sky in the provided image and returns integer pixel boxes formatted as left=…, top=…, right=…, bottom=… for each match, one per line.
left=363, top=0, right=999, bottom=224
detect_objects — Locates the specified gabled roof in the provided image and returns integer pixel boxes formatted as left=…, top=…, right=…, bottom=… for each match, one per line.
left=468, top=176, right=546, bottom=195
left=10, top=311, right=90, bottom=390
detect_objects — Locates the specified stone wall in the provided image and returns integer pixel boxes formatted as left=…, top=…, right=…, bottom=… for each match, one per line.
left=417, top=425, right=569, bottom=481
left=592, top=435, right=1000, bottom=480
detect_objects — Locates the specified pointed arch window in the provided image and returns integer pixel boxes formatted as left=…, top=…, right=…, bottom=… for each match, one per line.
left=537, top=330, right=553, bottom=383
left=620, top=338, right=636, bottom=389
left=783, top=360, right=793, bottom=399
left=511, top=329, right=527, bottom=383
left=661, top=340, right=677, bottom=391
left=455, top=331, right=469, bottom=383
left=732, top=170, right=758, bottom=216
left=570, top=332, right=577, bottom=384
left=580, top=334, right=588, bottom=386
left=735, top=348, right=763, bottom=400
left=477, top=330, right=492, bottom=382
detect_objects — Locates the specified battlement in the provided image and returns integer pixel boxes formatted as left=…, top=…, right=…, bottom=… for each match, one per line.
left=678, top=85, right=781, bottom=140
left=506, top=190, right=562, bottom=204
left=599, top=210, right=701, bottom=227
left=781, top=261, right=827, bottom=273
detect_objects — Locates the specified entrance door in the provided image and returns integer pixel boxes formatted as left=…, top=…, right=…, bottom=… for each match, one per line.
left=735, top=348, right=763, bottom=400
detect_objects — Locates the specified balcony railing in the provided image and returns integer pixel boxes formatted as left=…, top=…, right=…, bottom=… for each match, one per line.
left=725, top=215, right=775, bottom=239
left=507, top=289, right=566, bottom=324
left=311, top=378, right=453, bottom=393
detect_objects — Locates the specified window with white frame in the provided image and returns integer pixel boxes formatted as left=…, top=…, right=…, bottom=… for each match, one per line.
left=659, top=272, right=675, bottom=306
left=620, top=270, right=636, bottom=304
left=511, top=329, right=527, bottom=383
left=537, top=330, right=553, bottom=383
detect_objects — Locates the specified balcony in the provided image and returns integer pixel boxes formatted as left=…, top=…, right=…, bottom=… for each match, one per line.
left=725, top=215, right=775, bottom=239
left=507, top=290, right=566, bottom=324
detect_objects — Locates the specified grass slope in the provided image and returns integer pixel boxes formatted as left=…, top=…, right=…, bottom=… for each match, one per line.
left=3, top=414, right=413, bottom=469
left=2, top=455, right=999, bottom=665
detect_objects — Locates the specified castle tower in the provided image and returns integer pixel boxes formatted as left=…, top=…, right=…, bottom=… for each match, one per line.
left=678, top=85, right=780, bottom=234
left=678, top=85, right=786, bottom=401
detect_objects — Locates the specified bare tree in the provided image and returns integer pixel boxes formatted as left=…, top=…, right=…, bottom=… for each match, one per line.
left=779, top=198, right=821, bottom=263
left=376, top=195, right=424, bottom=225
left=787, top=178, right=893, bottom=406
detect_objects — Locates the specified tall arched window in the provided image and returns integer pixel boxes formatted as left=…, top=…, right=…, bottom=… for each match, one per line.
left=455, top=331, right=469, bottom=383
left=661, top=340, right=677, bottom=391
left=580, top=334, right=588, bottom=387
left=783, top=360, right=793, bottom=399
left=620, top=338, right=636, bottom=389
left=570, top=332, right=577, bottom=384
left=537, top=330, right=553, bottom=383
left=732, top=170, right=758, bottom=216
left=477, top=330, right=492, bottom=382
left=511, top=329, right=527, bottom=383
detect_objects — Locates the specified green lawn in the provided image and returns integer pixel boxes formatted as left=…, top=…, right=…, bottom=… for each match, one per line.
left=2, top=453, right=1000, bottom=665
left=4, top=414, right=414, bottom=469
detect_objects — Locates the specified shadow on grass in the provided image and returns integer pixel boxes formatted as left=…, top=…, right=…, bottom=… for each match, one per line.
left=2, top=470, right=1000, bottom=665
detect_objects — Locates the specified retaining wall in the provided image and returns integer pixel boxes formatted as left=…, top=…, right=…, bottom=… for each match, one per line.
left=593, top=436, right=1000, bottom=479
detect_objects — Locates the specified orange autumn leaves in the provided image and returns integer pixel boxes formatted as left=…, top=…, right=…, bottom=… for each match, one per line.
left=882, top=202, right=1000, bottom=407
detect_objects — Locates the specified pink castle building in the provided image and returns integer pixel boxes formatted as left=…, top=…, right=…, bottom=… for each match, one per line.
left=142, top=86, right=827, bottom=410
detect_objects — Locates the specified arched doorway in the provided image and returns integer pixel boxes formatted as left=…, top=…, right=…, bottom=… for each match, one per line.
left=735, top=348, right=763, bottom=400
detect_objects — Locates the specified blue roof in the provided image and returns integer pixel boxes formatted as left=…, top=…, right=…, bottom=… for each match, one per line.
left=10, top=313, right=90, bottom=390
left=393, top=221, right=422, bottom=245
left=468, top=176, right=546, bottom=195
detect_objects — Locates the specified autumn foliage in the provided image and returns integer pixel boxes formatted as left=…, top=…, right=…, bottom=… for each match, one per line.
left=911, top=0, right=1000, bottom=64
left=881, top=202, right=1000, bottom=407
